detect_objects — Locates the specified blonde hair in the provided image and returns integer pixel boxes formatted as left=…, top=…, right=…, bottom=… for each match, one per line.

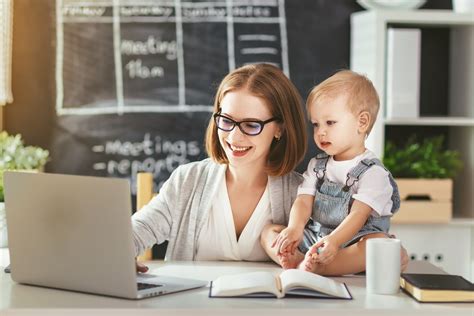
left=306, top=70, right=380, bottom=135
left=205, top=64, right=307, bottom=176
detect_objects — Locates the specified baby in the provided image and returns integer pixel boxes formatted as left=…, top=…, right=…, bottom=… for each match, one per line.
left=262, top=70, right=400, bottom=275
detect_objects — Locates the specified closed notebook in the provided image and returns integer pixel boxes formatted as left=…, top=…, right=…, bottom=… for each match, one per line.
left=400, top=273, right=474, bottom=303
left=209, top=269, right=352, bottom=299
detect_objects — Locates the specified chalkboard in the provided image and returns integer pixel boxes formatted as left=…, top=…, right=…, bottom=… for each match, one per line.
left=6, top=0, right=452, bottom=195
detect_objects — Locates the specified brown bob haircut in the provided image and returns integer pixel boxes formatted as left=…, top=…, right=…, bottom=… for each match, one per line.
left=306, top=70, right=380, bottom=135
left=205, top=63, right=307, bottom=177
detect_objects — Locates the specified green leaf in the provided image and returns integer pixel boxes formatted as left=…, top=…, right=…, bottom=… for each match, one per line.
left=383, top=135, right=462, bottom=179
left=0, top=132, right=50, bottom=202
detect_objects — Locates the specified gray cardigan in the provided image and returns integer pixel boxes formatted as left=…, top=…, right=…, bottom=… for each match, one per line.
left=132, top=158, right=303, bottom=260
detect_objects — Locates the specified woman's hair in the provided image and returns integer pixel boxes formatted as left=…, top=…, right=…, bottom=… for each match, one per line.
left=205, top=63, right=307, bottom=176
left=306, top=70, right=380, bottom=135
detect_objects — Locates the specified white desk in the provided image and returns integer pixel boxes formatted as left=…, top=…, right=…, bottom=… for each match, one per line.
left=0, top=249, right=472, bottom=316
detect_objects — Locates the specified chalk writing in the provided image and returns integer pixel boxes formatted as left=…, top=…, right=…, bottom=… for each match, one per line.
left=63, top=6, right=106, bottom=17
left=91, top=133, right=202, bottom=191
left=57, top=0, right=289, bottom=115
left=120, top=6, right=174, bottom=17
left=125, top=59, right=165, bottom=79
left=232, top=6, right=272, bottom=17
left=121, top=36, right=177, bottom=60
left=182, top=6, right=226, bottom=18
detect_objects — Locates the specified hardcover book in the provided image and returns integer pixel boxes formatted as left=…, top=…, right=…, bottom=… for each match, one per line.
left=400, top=273, right=474, bottom=303
left=209, top=269, right=352, bottom=299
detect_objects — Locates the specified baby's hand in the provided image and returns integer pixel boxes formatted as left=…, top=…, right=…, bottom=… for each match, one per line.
left=309, top=236, right=339, bottom=265
left=271, top=227, right=303, bottom=255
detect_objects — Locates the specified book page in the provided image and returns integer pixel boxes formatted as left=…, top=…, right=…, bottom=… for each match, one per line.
left=210, top=271, right=282, bottom=298
left=280, top=269, right=351, bottom=299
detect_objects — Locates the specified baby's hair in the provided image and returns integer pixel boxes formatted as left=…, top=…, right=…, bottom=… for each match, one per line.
left=306, top=70, right=380, bottom=135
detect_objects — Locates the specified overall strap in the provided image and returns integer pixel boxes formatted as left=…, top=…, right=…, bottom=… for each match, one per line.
left=313, top=153, right=329, bottom=190
left=344, top=158, right=401, bottom=214
left=343, top=158, right=382, bottom=191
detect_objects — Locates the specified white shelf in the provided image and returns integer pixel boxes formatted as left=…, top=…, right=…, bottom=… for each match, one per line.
left=352, top=9, right=474, bottom=26
left=450, top=218, right=474, bottom=226
left=351, top=9, right=474, bottom=158
left=391, top=218, right=474, bottom=226
left=351, top=8, right=474, bottom=282
left=351, top=9, right=474, bottom=220
left=385, top=117, right=474, bottom=126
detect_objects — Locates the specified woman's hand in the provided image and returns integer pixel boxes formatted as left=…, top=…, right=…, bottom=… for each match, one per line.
left=136, top=260, right=149, bottom=273
left=271, top=226, right=303, bottom=255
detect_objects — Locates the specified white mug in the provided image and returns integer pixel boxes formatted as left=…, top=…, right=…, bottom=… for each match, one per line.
left=366, top=238, right=401, bottom=295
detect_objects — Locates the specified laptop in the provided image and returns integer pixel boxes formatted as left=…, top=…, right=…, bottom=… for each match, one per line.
left=3, top=171, right=207, bottom=299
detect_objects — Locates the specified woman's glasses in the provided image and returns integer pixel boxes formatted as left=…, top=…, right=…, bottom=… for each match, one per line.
left=213, top=112, right=280, bottom=136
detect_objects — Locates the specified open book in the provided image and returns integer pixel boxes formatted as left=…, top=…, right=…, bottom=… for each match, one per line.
left=209, top=269, right=352, bottom=299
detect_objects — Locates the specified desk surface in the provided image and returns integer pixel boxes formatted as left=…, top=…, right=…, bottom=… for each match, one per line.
left=0, top=249, right=472, bottom=316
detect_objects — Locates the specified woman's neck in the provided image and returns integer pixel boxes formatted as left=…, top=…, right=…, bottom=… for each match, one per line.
left=226, top=164, right=268, bottom=189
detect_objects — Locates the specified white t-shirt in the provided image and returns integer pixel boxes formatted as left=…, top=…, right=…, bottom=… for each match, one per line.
left=297, top=150, right=394, bottom=217
left=195, top=172, right=272, bottom=261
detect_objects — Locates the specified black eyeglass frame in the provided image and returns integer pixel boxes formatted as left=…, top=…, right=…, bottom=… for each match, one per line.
left=213, top=111, right=281, bottom=136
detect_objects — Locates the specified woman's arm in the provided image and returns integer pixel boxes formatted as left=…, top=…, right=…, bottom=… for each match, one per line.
left=131, top=169, right=182, bottom=257
left=272, top=194, right=314, bottom=254
left=132, top=195, right=173, bottom=257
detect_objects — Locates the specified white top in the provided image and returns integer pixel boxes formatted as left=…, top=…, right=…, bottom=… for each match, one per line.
left=195, top=173, right=272, bottom=261
left=132, top=159, right=301, bottom=261
left=297, top=150, right=393, bottom=217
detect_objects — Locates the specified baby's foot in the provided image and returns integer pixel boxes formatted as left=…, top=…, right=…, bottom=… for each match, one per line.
left=278, top=251, right=304, bottom=269
left=298, top=251, right=318, bottom=272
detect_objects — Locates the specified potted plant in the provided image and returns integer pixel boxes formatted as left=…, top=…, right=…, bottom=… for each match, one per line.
left=383, top=135, right=462, bottom=224
left=0, top=131, right=49, bottom=247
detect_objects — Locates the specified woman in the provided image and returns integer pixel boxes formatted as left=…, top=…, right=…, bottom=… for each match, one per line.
left=132, top=64, right=307, bottom=265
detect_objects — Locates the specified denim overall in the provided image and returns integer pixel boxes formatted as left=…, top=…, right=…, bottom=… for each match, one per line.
left=298, top=153, right=401, bottom=253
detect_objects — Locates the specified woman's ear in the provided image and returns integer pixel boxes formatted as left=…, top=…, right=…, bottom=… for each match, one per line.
left=276, top=123, right=285, bottom=139
left=358, top=111, right=371, bottom=134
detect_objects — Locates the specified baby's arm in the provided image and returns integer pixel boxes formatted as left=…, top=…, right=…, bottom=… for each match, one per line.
left=272, top=194, right=314, bottom=255
left=309, top=200, right=372, bottom=264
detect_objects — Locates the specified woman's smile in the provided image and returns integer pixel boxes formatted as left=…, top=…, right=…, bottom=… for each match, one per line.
left=226, top=141, right=253, bottom=157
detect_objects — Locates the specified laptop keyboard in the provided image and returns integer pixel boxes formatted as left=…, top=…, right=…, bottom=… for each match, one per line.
left=137, top=282, right=163, bottom=291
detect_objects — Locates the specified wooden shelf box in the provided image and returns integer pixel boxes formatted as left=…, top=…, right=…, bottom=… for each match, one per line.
left=392, top=179, right=453, bottom=224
